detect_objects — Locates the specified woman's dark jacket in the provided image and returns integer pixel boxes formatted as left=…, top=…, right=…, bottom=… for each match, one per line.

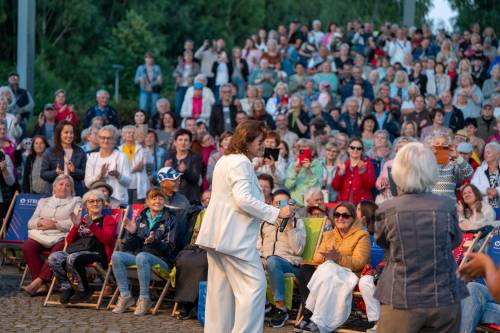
left=122, top=207, right=179, bottom=266
left=40, top=144, right=87, bottom=196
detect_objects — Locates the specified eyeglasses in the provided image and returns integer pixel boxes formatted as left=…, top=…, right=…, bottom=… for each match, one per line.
left=349, top=146, right=363, bottom=151
left=334, top=212, right=352, bottom=219
left=99, top=136, right=113, bottom=141
left=201, top=198, right=210, bottom=202
left=87, top=199, right=104, bottom=205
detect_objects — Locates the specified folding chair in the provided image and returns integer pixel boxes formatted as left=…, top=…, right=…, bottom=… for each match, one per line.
left=477, top=228, right=500, bottom=332
left=106, top=204, right=173, bottom=315
left=0, top=192, right=44, bottom=288
left=43, top=207, right=126, bottom=309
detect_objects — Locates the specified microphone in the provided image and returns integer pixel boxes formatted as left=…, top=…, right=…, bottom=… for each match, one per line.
left=279, top=199, right=296, bottom=232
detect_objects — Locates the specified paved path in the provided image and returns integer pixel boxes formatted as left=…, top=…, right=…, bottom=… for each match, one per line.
left=0, top=265, right=287, bottom=333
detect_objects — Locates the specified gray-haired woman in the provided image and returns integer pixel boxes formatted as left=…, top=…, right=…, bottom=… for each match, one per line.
left=48, top=189, right=117, bottom=303
left=22, top=174, right=81, bottom=296
left=375, top=142, right=468, bottom=333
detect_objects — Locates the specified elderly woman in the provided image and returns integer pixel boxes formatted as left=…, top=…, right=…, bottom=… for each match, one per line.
left=458, top=183, right=498, bottom=231
left=429, top=134, right=473, bottom=200
left=332, top=137, right=376, bottom=205
left=165, top=128, right=202, bottom=203
left=41, top=120, right=87, bottom=196
left=144, top=129, right=167, bottom=186
left=375, top=136, right=416, bottom=204
left=119, top=125, right=150, bottom=203
left=0, top=96, right=22, bottom=140
left=111, top=188, right=179, bottom=316
left=453, top=73, right=483, bottom=119
left=22, top=175, right=82, bottom=296
left=265, top=82, right=290, bottom=118
left=471, top=142, right=500, bottom=209
left=375, top=142, right=467, bottom=333
left=285, top=139, right=324, bottom=207
left=295, top=201, right=371, bottom=332
left=53, top=89, right=77, bottom=125
left=85, top=125, right=132, bottom=206
left=48, top=190, right=117, bottom=303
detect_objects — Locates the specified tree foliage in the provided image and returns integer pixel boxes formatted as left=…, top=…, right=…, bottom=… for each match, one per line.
left=448, top=0, right=500, bottom=33
left=1, top=0, right=437, bottom=121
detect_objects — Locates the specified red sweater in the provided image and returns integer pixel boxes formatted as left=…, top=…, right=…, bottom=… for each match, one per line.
left=66, top=215, right=117, bottom=261
left=332, top=159, right=376, bottom=204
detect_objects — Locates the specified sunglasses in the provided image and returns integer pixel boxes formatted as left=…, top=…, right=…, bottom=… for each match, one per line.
left=334, top=212, right=352, bottom=219
left=349, top=146, right=363, bottom=151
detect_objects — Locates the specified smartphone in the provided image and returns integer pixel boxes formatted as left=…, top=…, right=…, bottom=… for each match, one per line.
left=434, top=146, right=449, bottom=165
left=278, top=199, right=288, bottom=208
left=264, top=148, right=280, bottom=161
left=298, top=148, right=312, bottom=165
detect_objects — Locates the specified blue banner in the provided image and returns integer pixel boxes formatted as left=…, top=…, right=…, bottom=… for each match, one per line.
left=4, top=193, right=43, bottom=241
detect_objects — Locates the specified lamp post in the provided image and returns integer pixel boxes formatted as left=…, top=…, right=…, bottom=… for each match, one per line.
left=112, top=64, right=124, bottom=103
left=17, top=0, right=36, bottom=95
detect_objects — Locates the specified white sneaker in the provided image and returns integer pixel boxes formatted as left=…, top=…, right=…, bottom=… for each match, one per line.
left=134, top=297, right=152, bottom=316
left=112, top=295, right=135, bottom=314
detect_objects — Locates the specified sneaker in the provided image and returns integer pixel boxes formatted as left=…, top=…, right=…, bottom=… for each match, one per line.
left=112, top=295, right=135, bottom=314
left=59, top=288, right=75, bottom=304
left=270, top=308, right=289, bottom=328
left=366, top=323, right=377, bottom=333
left=303, top=321, right=319, bottom=332
left=134, top=297, right=152, bottom=316
left=294, top=319, right=309, bottom=332
left=69, top=288, right=93, bottom=303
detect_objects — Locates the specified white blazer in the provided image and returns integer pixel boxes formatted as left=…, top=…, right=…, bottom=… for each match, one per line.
left=84, top=150, right=132, bottom=205
left=471, top=162, right=500, bottom=203
left=196, top=154, right=280, bottom=261
left=118, top=143, right=150, bottom=200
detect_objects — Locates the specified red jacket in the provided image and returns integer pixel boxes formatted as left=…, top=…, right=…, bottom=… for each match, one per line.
left=66, top=215, right=117, bottom=261
left=54, top=103, right=78, bottom=125
left=331, top=158, right=376, bottom=204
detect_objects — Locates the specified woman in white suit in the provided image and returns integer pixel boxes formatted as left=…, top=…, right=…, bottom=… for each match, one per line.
left=196, top=120, right=294, bottom=333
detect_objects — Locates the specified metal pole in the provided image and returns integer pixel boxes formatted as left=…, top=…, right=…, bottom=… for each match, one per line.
left=17, top=0, right=36, bottom=94
left=403, top=0, right=416, bottom=27
left=112, top=64, right=124, bottom=103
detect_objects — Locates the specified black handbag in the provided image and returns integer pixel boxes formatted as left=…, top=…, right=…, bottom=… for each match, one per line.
left=151, top=83, right=162, bottom=93
left=66, top=237, right=99, bottom=254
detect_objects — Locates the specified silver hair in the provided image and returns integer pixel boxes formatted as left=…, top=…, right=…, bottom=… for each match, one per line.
left=98, top=125, right=119, bottom=142
left=304, top=187, right=323, bottom=205
left=156, top=98, right=170, bottom=108
left=96, top=89, right=109, bottom=98
left=82, top=189, right=106, bottom=207
left=52, top=174, right=76, bottom=197
left=392, top=142, right=438, bottom=194
left=484, top=141, right=500, bottom=153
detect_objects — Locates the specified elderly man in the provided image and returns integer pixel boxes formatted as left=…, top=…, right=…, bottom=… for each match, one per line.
left=157, top=167, right=191, bottom=252
left=476, top=104, right=497, bottom=141
left=249, top=58, right=278, bottom=100
left=149, top=98, right=172, bottom=130
left=84, top=89, right=118, bottom=128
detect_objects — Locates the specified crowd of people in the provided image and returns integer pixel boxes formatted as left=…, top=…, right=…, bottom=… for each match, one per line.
left=1, top=17, right=500, bottom=333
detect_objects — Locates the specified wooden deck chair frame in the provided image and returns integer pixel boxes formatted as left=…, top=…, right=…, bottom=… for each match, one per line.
left=0, top=191, right=20, bottom=267
left=43, top=208, right=128, bottom=309
left=294, top=216, right=326, bottom=325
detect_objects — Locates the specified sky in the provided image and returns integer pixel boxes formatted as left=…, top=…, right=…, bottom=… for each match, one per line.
left=426, top=0, right=458, bottom=32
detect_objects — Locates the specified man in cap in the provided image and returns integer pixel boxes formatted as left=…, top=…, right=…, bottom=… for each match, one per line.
left=33, top=103, right=57, bottom=145
left=90, top=180, right=122, bottom=209
left=157, top=167, right=191, bottom=251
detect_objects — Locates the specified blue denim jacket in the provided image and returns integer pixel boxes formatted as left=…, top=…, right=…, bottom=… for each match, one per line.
left=134, top=64, right=162, bottom=91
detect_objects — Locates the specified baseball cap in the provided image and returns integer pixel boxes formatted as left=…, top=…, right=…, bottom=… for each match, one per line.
left=44, top=103, right=55, bottom=110
left=193, top=82, right=204, bottom=90
left=457, top=142, right=473, bottom=154
left=157, top=167, right=182, bottom=182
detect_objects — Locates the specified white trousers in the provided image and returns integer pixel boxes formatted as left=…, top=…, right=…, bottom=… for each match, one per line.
left=358, top=275, right=380, bottom=322
left=204, top=249, right=266, bottom=333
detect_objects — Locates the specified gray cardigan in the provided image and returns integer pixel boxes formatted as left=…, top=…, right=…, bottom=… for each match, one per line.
left=374, top=192, right=468, bottom=309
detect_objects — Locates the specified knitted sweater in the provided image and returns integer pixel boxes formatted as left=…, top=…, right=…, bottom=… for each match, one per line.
left=431, top=156, right=473, bottom=200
